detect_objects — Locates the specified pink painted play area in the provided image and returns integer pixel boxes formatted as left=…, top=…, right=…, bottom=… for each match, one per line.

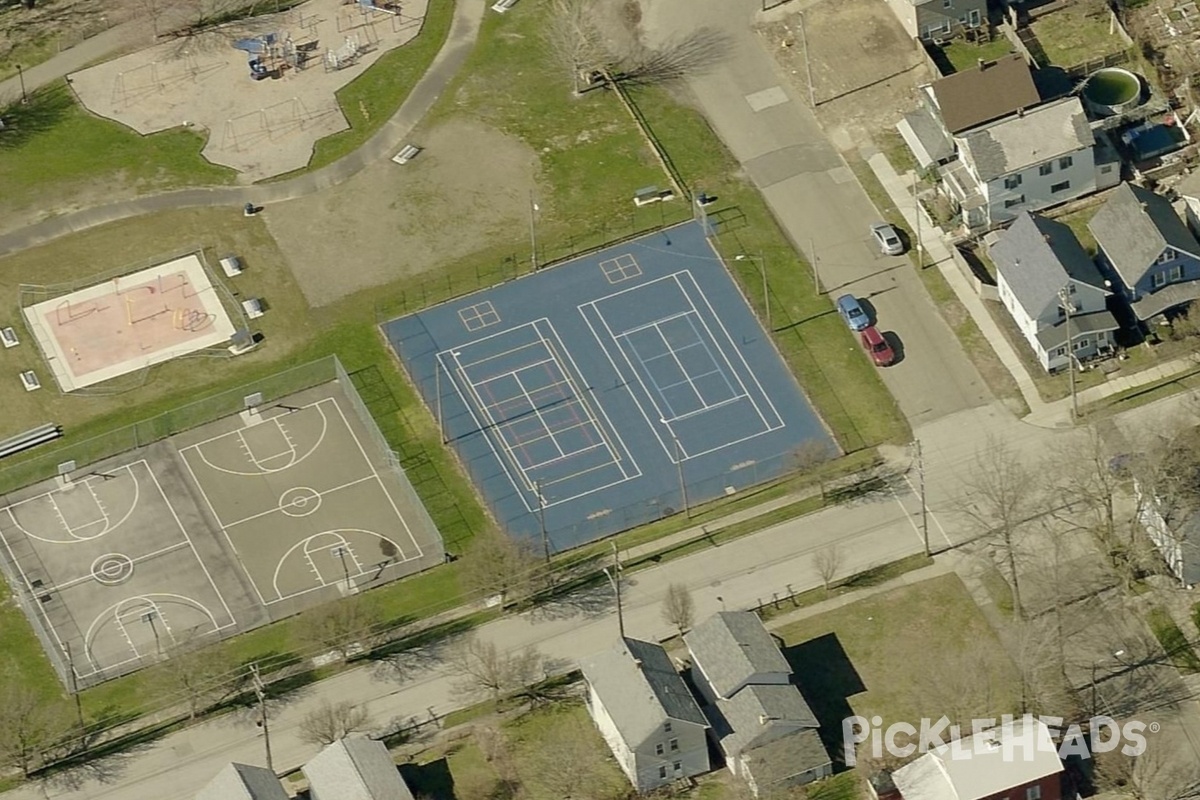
left=23, top=255, right=237, bottom=392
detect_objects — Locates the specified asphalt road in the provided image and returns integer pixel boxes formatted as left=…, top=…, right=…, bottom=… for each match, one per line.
left=641, top=0, right=992, bottom=428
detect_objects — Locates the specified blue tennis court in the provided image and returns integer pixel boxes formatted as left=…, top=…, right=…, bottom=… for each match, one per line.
left=384, top=221, right=835, bottom=551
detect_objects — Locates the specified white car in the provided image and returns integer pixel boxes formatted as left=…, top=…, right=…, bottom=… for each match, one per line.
left=870, top=222, right=905, bottom=256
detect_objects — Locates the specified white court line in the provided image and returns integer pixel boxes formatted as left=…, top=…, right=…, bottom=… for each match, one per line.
left=902, top=473, right=954, bottom=549
left=236, top=427, right=295, bottom=471
left=681, top=313, right=741, bottom=403
left=52, top=541, right=192, bottom=592
left=3, top=464, right=141, bottom=545
left=181, top=401, right=331, bottom=476
left=221, top=475, right=377, bottom=530
left=511, top=370, right=567, bottom=459
left=453, top=335, right=546, bottom=371
left=273, top=530, right=412, bottom=603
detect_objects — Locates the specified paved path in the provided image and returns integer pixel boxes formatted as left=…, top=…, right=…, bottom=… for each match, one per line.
left=0, top=0, right=487, bottom=258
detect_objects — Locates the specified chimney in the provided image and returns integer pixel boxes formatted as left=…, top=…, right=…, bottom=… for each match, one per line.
left=1017, top=107, right=1025, bottom=118
left=759, top=715, right=781, bottom=726
left=1043, top=234, right=1052, bottom=243
left=633, top=658, right=643, bottom=668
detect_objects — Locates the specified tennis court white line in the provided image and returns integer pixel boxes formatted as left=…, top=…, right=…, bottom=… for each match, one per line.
left=497, top=413, right=597, bottom=454
left=615, top=309, right=695, bottom=338
left=625, top=316, right=742, bottom=423
left=681, top=313, right=740, bottom=402
left=453, top=335, right=546, bottom=371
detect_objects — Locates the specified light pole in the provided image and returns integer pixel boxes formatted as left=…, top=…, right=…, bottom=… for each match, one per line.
left=142, top=611, right=161, bottom=657
left=536, top=480, right=550, bottom=563
left=1059, top=283, right=1078, bottom=421
left=64, top=642, right=85, bottom=738
left=810, top=238, right=821, bottom=294
left=602, top=541, right=624, bottom=639
left=735, top=254, right=770, bottom=330
left=250, top=664, right=273, bottom=772
left=529, top=192, right=539, bottom=271
left=332, top=546, right=351, bottom=590
left=435, top=357, right=445, bottom=444
left=16, top=64, right=26, bottom=104
left=665, top=423, right=689, bottom=518
left=1091, top=649, right=1125, bottom=716
left=914, top=439, right=929, bottom=557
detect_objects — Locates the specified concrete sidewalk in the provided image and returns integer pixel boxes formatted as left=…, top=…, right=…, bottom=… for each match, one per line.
left=866, top=155, right=1200, bottom=426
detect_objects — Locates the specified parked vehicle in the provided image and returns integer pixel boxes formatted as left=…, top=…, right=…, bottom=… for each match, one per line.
left=836, top=294, right=870, bottom=331
left=860, top=326, right=895, bottom=366
left=870, top=222, right=905, bottom=256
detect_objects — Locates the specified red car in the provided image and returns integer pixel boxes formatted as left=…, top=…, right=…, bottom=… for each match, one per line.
left=860, top=326, right=895, bottom=366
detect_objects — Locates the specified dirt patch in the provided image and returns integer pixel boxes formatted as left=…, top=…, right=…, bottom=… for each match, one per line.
left=265, top=117, right=538, bottom=306
left=0, top=0, right=138, bottom=79
left=757, top=0, right=930, bottom=151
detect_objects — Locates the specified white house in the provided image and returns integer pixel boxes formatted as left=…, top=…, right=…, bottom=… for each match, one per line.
left=989, top=211, right=1118, bottom=372
left=195, top=763, right=289, bottom=800
left=303, top=736, right=415, bottom=800
left=946, top=97, right=1107, bottom=227
left=580, top=637, right=711, bottom=793
left=684, top=612, right=831, bottom=797
left=882, top=0, right=987, bottom=41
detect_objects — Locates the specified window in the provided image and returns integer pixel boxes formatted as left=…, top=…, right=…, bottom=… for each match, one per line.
left=655, top=743, right=665, bottom=756
left=1057, top=306, right=1066, bottom=318
left=1157, top=249, right=1176, bottom=264
left=659, top=766, right=668, bottom=780
left=673, top=761, right=683, bottom=773
left=1039, top=163, right=1053, bottom=176
left=1051, top=180, right=1071, bottom=193
left=669, top=738, right=679, bottom=752
left=664, top=722, right=672, bottom=734
left=968, top=8, right=981, bottom=25
left=1004, top=195, right=1025, bottom=209
left=1054, top=346, right=1067, bottom=357
left=1074, top=338, right=1090, bottom=351
left=1153, top=271, right=1168, bottom=288
left=1027, top=785, right=1043, bottom=800
left=1059, top=156, right=1073, bottom=170
left=1100, top=164, right=1114, bottom=174
left=1004, top=174, right=1022, bottom=190
left=943, top=0, right=952, bottom=7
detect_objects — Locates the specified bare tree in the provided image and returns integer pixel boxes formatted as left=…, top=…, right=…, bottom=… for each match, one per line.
left=543, top=0, right=611, bottom=93
left=447, top=635, right=545, bottom=704
left=661, top=583, right=695, bottom=635
left=958, top=439, right=1047, bottom=619
left=298, top=699, right=372, bottom=746
left=914, top=639, right=1003, bottom=731
left=148, top=630, right=240, bottom=719
left=814, top=545, right=842, bottom=594
left=612, top=28, right=732, bottom=86
left=1095, top=738, right=1200, bottom=800
left=459, top=527, right=542, bottom=607
left=520, top=712, right=625, bottom=800
left=0, top=682, right=73, bottom=777
left=293, top=595, right=380, bottom=661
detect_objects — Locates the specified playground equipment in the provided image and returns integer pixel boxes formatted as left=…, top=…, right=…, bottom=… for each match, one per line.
left=222, top=97, right=316, bottom=151
left=233, top=32, right=314, bottom=80
left=325, top=36, right=362, bottom=71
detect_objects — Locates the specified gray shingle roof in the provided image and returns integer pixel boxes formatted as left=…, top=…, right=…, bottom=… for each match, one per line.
left=989, top=211, right=1108, bottom=317
left=684, top=612, right=791, bottom=699
left=960, top=97, right=1091, bottom=181
left=717, top=683, right=819, bottom=756
left=739, top=729, right=831, bottom=793
left=580, top=638, right=707, bottom=747
left=930, top=54, right=1040, bottom=135
left=1034, top=310, right=1119, bottom=349
left=303, top=737, right=414, bottom=800
left=1089, top=183, right=1200, bottom=288
left=196, top=763, right=290, bottom=800
left=1131, top=280, right=1200, bottom=320
left=900, top=108, right=955, bottom=167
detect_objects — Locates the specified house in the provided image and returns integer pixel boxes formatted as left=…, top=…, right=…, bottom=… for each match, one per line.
left=580, top=637, right=711, bottom=793
left=899, top=55, right=1039, bottom=170
left=1133, top=427, right=1200, bottom=588
left=946, top=97, right=1100, bottom=227
left=302, top=736, right=415, bottom=800
left=882, top=0, right=987, bottom=42
left=1088, top=182, right=1200, bottom=323
left=1137, top=489, right=1200, bottom=588
left=195, top=763, right=289, bottom=800
left=989, top=211, right=1118, bottom=372
left=889, top=719, right=1064, bottom=800
left=1171, top=168, right=1200, bottom=239
left=684, top=612, right=832, bottom=797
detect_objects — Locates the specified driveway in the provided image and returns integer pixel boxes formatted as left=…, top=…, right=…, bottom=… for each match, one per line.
left=641, top=0, right=992, bottom=427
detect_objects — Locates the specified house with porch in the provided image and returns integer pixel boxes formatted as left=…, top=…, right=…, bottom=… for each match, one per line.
left=684, top=612, right=831, bottom=798
left=882, top=0, right=987, bottom=41
left=1088, top=182, right=1200, bottom=324
left=989, top=211, right=1118, bottom=372
left=580, top=637, right=711, bottom=793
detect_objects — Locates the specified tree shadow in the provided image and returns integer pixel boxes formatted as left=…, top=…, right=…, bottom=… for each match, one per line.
left=526, top=580, right=616, bottom=622
left=400, top=756, right=457, bottom=799
left=31, top=718, right=169, bottom=792
left=0, top=83, right=75, bottom=149
left=783, top=633, right=866, bottom=767
left=368, top=633, right=451, bottom=685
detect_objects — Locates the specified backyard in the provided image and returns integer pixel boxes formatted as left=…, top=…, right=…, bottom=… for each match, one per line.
left=939, top=37, right=1015, bottom=74
left=1030, top=0, right=1131, bottom=69
left=776, top=573, right=1021, bottom=746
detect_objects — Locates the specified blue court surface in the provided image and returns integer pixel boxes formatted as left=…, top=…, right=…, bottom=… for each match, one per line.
left=383, top=221, right=834, bottom=551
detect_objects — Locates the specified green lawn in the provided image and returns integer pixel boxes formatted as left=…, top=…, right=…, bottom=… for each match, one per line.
left=0, top=82, right=235, bottom=215
left=776, top=574, right=1020, bottom=731
left=1030, top=1, right=1129, bottom=69
left=941, top=38, right=1016, bottom=74
left=1147, top=606, right=1200, bottom=674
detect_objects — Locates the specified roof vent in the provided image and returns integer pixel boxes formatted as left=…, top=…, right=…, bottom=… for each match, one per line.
left=633, top=658, right=643, bottom=668
left=1141, top=202, right=1150, bottom=211
left=978, top=58, right=986, bottom=70
left=1017, top=107, right=1025, bottom=118
left=759, top=715, right=780, bottom=726
left=1043, top=234, right=1052, bottom=243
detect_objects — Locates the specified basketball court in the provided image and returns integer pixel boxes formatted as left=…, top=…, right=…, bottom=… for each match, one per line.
left=22, top=254, right=237, bottom=392
left=385, top=221, right=834, bottom=551
left=0, top=379, right=443, bottom=690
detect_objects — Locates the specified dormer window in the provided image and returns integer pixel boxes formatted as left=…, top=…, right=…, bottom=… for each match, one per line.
left=1158, top=248, right=1176, bottom=264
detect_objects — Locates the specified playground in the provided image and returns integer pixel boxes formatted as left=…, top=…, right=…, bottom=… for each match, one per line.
left=66, top=0, right=430, bottom=181
left=21, top=254, right=238, bottom=392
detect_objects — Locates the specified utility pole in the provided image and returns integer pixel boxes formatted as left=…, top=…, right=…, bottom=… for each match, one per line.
left=916, top=440, right=929, bottom=557
left=16, top=64, right=26, bottom=104
left=1060, top=284, right=1078, bottom=421
left=435, top=359, right=445, bottom=444
left=536, top=480, right=549, bottom=563
left=607, top=541, right=625, bottom=639
left=797, top=10, right=815, bottom=107
left=250, top=664, right=273, bottom=772
left=64, top=642, right=85, bottom=739
left=913, top=170, right=923, bottom=270
left=810, top=238, right=821, bottom=294
left=333, top=546, right=351, bottom=591
left=529, top=193, right=539, bottom=271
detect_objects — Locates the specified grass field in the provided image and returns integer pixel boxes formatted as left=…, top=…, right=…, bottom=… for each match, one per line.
left=776, top=574, right=1020, bottom=733
left=1030, top=0, right=1129, bottom=69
